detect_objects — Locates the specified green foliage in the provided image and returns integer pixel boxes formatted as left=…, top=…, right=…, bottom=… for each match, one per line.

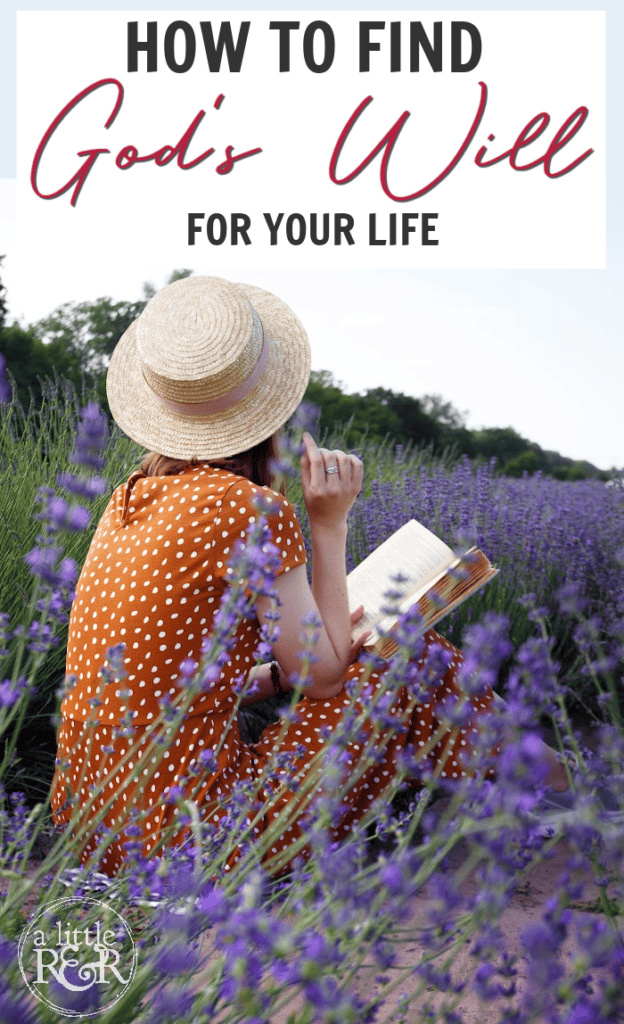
left=421, top=392, right=468, bottom=430
left=35, top=297, right=147, bottom=376
left=551, top=463, right=592, bottom=482
left=502, top=449, right=544, bottom=477
left=303, top=373, right=443, bottom=450
left=0, top=381, right=141, bottom=799
left=29, top=269, right=194, bottom=383
left=303, top=371, right=402, bottom=443
left=0, top=269, right=195, bottom=421
left=167, top=268, right=194, bottom=284
left=303, top=370, right=355, bottom=433
left=0, top=324, right=86, bottom=409
left=362, top=387, right=441, bottom=447
left=471, top=425, right=539, bottom=464
left=305, top=374, right=602, bottom=479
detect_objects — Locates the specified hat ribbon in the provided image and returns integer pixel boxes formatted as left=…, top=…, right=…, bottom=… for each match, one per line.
left=143, top=330, right=270, bottom=416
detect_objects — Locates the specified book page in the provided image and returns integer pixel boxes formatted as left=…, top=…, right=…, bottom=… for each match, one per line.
left=375, top=558, right=498, bottom=659
left=347, top=520, right=455, bottom=629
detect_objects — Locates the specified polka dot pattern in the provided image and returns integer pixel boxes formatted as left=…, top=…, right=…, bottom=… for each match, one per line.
left=50, top=465, right=495, bottom=876
left=57, top=464, right=305, bottom=726
left=250, top=628, right=494, bottom=854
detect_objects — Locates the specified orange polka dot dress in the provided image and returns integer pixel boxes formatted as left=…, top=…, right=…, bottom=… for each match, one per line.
left=50, top=464, right=494, bottom=875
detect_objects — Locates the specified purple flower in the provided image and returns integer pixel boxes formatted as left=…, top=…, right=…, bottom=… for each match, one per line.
left=37, top=587, right=72, bottom=623
left=147, top=986, right=196, bottom=1023
left=563, top=999, right=610, bottom=1024
left=473, top=962, right=516, bottom=1001
left=24, top=538, right=78, bottom=592
left=101, top=643, right=126, bottom=676
left=197, top=886, right=230, bottom=924
left=0, top=936, right=18, bottom=970
left=497, top=732, right=550, bottom=787
left=458, top=613, right=512, bottom=697
left=57, top=557, right=78, bottom=587
left=0, top=677, right=29, bottom=708
left=557, top=581, right=588, bottom=616
left=36, top=494, right=91, bottom=533
left=197, top=748, right=218, bottom=772
left=26, top=619, right=59, bottom=653
left=0, top=987, right=39, bottom=1024
left=153, top=941, right=199, bottom=976
left=269, top=455, right=297, bottom=479
left=57, top=470, right=108, bottom=500
left=70, top=402, right=109, bottom=470
left=290, top=401, right=319, bottom=435
left=48, top=969, right=101, bottom=1015
left=520, top=919, right=567, bottom=989
left=426, top=872, right=465, bottom=930
left=24, top=543, right=63, bottom=584
left=0, top=354, right=11, bottom=404
left=178, top=657, right=198, bottom=679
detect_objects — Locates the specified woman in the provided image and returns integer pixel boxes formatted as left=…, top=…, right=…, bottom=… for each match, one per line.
left=51, top=276, right=567, bottom=876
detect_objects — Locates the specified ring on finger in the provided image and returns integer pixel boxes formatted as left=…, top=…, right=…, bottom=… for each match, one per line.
left=325, top=466, right=339, bottom=475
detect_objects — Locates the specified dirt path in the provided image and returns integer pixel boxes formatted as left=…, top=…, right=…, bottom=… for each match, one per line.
left=20, top=837, right=622, bottom=1022
left=190, top=838, right=622, bottom=1023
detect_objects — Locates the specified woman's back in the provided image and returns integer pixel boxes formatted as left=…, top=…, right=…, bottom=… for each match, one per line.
left=61, top=464, right=306, bottom=728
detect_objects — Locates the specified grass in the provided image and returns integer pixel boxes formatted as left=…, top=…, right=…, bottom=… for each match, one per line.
left=0, top=379, right=141, bottom=799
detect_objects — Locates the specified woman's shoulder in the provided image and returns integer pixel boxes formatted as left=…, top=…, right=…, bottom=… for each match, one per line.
left=99, top=464, right=257, bottom=529
left=106, top=464, right=296, bottom=515
left=212, top=469, right=298, bottom=521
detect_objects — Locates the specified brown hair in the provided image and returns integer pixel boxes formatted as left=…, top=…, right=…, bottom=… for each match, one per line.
left=140, top=433, right=286, bottom=492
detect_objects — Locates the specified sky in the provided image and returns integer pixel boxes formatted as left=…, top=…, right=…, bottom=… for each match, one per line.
left=0, top=1, right=622, bottom=471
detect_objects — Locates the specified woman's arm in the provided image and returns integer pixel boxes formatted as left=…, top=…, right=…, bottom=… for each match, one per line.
left=255, top=433, right=363, bottom=700
left=238, top=661, right=282, bottom=706
left=240, top=608, right=372, bottom=707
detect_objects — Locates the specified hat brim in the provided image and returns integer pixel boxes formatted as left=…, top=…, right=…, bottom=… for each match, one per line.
left=106, top=281, right=311, bottom=460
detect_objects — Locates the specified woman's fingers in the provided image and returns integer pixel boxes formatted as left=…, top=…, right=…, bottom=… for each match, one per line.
left=302, top=435, right=363, bottom=491
left=350, top=607, right=371, bottom=662
left=350, top=629, right=373, bottom=662
left=301, top=432, right=328, bottom=490
left=301, top=433, right=364, bottom=525
left=348, top=452, right=364, bottom=493
left=350, top=604, right=365, bottom=626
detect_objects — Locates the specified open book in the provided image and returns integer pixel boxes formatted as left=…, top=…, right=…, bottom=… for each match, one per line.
left=347, top=520, right=498, bottom=659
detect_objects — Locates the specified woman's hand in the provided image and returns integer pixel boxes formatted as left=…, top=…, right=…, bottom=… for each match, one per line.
left=300, top=432, right=363, bottom=531
left=349, top=604, right=372, bottom=663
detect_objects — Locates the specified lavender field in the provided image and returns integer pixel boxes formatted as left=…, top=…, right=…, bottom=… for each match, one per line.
left=300, top=438, right=624, bottom=705
left=354, top=455, right=623, bottom=610
left=0, top=386, right=623, bottom=1023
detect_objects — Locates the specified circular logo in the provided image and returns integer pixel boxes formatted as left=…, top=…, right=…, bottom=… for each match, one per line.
left=18, top=897, right=138, bottom=1018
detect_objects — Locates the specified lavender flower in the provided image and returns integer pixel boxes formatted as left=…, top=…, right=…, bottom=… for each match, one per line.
left=0, top=355, right=11, bottom=404
left=57, top=470, right=107, bottom=500
left=0, top=677, right=29, bottom=708
left=146, top=986, right=196, bottom=1023
left=38, top=495, right=91, bottom=533
left=70, top=401, right=109, bottom=470
left=25, top=619, right=59, bottom=654
left=153, top=941, right=199, bottom=976
left=0, top=986, right=39, bottom=1024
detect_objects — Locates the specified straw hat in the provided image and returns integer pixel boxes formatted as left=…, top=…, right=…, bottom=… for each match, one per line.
left=106, top=276, right=311, bottom=459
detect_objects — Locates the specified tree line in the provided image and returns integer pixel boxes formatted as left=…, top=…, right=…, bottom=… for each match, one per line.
left=305, top=370, right=605, bottom=480
left=0, top=261, right=607, bottom=480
